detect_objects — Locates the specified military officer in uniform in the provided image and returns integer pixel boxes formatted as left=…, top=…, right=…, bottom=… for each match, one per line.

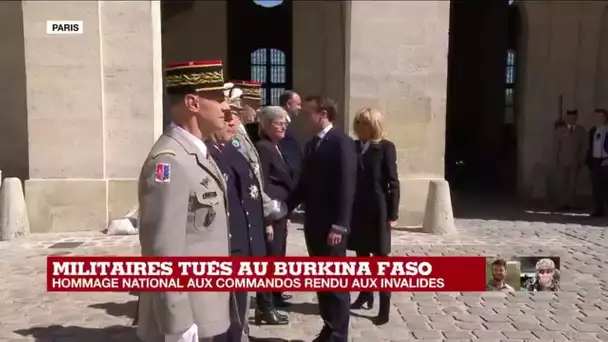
left=208, top=85, right=289, bottom=330
left=231, top=81, right=293, bottom=308
left=233, top=80, right=263, bottom=143
left=137, top=60, right=235, bottom=342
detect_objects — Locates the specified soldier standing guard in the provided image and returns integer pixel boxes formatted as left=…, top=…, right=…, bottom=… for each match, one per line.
left=136, top=60, right=236, bottom=342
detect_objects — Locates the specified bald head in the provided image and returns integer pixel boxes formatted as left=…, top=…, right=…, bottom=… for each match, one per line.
left=279, top=90, right=301, bottom=121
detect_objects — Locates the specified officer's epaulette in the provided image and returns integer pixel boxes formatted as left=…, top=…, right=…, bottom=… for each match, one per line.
left=151, top=149, right=176, bottom=159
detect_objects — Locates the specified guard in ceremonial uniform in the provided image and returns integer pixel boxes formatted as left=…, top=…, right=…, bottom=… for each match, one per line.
left=137, top=60, right=235, bottom=342
left=230, top=81, right=288, bottom=230
left=207, top=86, right=289, bottom=333
left=234, top=80, right=263, bottom=144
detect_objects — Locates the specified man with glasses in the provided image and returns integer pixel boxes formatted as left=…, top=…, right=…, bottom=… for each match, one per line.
left=137, top=60, right=235, bottom=342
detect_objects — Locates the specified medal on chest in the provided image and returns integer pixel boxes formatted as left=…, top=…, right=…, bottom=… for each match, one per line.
left=249, top=184, right=259, bottom=200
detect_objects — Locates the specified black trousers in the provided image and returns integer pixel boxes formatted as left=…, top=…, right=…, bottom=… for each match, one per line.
left=305, top=232, right=350, bottom=342
left=589, top=161, right=608, bottom=214
left=267, top=218, right=288, bottom=302
left=355, top=250, right=391, bottom=302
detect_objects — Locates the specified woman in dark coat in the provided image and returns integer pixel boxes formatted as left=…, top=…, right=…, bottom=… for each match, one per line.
left=347, top=108, right=400, bottom=326
left=255, top=106, right=298, bottom=307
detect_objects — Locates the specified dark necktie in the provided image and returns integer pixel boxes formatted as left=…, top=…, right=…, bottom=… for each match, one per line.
left=310, top=136, right=320, bottom=155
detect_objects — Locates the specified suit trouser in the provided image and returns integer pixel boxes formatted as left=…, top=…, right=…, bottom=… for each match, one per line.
left=555, top=165, right=580, bottom=206
left=213, top=291, right=249, bottom=342
left=590, top=162, right=608, bottom=213
left=306, top=233, right=350, bottom=342
left=355, top=250, right=391, bottom=303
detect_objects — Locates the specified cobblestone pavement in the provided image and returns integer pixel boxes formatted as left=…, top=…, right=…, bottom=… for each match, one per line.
left=1, top=217, right=608, bottom=342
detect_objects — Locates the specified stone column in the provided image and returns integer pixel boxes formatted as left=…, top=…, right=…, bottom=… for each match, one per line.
left=22, top=1, right=163, bottom=232
left=344, top=1, right=451, bottom=226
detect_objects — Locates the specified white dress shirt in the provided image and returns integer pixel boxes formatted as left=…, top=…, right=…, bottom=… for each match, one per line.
left=593, top=126, right=607, bottom=159
left=173, top=123, right=208, bottom=156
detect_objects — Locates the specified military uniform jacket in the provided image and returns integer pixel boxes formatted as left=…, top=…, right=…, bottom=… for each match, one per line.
left=235, top=125, right=275, bottom=216
left=208, top=141, right=267, bottom=257
left=136, top=125, right=233, bottom=342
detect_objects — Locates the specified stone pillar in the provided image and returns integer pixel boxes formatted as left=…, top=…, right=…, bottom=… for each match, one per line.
left=344, top=1, right=451, bottom=226
left=22, top=1, right=163, bottom=232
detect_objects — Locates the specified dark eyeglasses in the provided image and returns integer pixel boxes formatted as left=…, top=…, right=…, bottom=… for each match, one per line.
left=538, top=269, right=553, bottom=274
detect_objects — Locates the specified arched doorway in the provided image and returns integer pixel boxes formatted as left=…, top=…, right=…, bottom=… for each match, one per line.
left=227, top=0, right=293, bottom=105
left=445, top=0, right=522, bottom=196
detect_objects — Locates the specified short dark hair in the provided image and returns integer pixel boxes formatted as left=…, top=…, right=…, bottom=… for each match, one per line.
left=566, top=110, right=578, bottom=116
left=304, top=95, right=338, bottom=122
left=491, top=258, right=507, bottom=268
left=279, top=90, right=297, bottom=107
left=595, top=108, right=608, bottom=122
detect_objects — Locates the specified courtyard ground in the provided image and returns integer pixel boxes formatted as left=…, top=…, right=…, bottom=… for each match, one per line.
left=1, top=216, right=608, bottom=342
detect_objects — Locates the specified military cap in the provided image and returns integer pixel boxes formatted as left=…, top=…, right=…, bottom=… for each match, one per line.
left=233, top=80, right=262, bottom=101
left=223, top=82, right=244, bottom=110
left=165, top=60, right=226, bottom=94
left=536, top=258, right=555, bottom=270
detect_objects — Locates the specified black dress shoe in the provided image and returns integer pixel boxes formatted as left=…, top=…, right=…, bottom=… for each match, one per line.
left=281, top=294, right=292, bottom=301
left=253, top=307, right=289, bottom=325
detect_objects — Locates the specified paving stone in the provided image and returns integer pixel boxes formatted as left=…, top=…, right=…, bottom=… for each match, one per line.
left=1, top=218, right=607, bottom=341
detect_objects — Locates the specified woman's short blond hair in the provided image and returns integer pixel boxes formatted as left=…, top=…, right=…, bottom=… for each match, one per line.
left=353, top=108, right=385, bottom=141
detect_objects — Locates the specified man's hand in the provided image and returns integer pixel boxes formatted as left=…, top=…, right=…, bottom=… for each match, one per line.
left=265, top=225, right=274, bottom=242
left=388, top=220, right=398, bottom=229
left=327, top=231, right=342, bottom=246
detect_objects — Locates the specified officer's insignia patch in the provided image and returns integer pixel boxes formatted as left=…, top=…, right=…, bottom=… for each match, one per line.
left=252, top=163, right=260, bottom=177
left=249, top=184, right=259, bottom=200
left=232, top=138, right=241, bottom=149
left=223, top=173, right=229, bottom=182
left=201, top=177, right=210, bottom=187
left=155, top=163, right=170, bottom=183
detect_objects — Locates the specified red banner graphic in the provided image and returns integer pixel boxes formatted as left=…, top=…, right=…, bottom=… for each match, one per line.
left=47, top=256, right=487, bottom=292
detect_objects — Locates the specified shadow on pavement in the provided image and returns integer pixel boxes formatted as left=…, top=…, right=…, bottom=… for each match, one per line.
left=14, top=325, right=137, bottom=341
left=89, top=300, right=137, bottom=320
left=349, top=311, right=374, bottom=322
left=452, top=194, right=608, bottom=226
left=281, top=302, right=319, bottom=315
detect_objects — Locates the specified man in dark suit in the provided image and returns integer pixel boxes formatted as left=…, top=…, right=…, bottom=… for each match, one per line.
left=586, top=108, right=608, bottom=217
left=287, top=96, right=357, bottom=342
left=279, top=91, right=303, bottom=184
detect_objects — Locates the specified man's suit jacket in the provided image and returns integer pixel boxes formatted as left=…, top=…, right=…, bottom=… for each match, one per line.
left=256, top=136, right=297, bottom=203
left=288, top=127, right=357, bottom=256
left=137, top=126, right=233, bottom=342
left=279, top=131, right=302, bottom=185
left=587, top=126, right=608, bottom=166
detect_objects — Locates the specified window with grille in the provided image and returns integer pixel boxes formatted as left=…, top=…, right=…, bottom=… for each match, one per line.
left=250, top=48, right=287, bottom=105
left=504, top=49, right=516, bottom=124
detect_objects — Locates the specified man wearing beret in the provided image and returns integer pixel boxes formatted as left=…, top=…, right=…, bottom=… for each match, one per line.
left=137, top=60, right=235, bottom=342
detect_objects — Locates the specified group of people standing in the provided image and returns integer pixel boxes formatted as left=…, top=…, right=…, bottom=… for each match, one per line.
left=135, top=59, right=400, bottom=342
left=552, top=109, right=608, bottom=217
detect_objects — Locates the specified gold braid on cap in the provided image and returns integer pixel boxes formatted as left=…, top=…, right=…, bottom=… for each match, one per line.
left=166, top=70, right=224, bottom=88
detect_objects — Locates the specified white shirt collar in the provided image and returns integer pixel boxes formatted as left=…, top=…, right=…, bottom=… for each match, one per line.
left=317, top=124, right=333, bottom=140
left=172, top=123, right=208, bottom=156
